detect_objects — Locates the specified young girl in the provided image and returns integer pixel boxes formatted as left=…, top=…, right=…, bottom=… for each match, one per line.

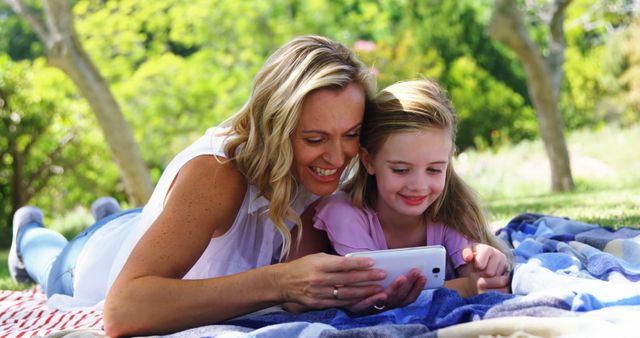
left=312, top=79, right=512, bottom=308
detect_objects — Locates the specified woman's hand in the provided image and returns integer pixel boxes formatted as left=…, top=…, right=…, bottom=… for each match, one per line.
left=275, top=253, right=387, bottom=310
left=348, top=268, right=426, bottom=313
left=282, top=266, right=426, bottom=314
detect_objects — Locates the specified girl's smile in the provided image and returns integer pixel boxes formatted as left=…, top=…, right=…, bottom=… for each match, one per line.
left=361, top=127, right=452, bottom=224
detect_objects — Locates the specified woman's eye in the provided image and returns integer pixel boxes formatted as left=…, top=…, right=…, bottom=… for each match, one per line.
left=304, top=138, right=323, bottom=145
left=345, top=132, right=360, bottom=139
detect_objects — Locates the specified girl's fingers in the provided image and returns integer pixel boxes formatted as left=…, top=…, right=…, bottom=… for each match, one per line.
left=483, top=256, right=500, bottom=277
left=477, top=275, right=511, bottom=292
left=473, top=248, right=490, bottom=271
left=461, top=247, right=475, bottom=263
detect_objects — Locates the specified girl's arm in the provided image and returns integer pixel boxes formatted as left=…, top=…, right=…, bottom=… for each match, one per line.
left=103, top=156, right=384, bottom=337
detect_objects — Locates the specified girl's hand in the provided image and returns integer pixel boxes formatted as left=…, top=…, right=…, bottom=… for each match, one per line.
left=275, top=253, right=387, bottom=310
left=453, top=243, right=511, bottom=295
left=461, top=243, right=509, bottom=278
left=475, top=274, right=511, bottom=294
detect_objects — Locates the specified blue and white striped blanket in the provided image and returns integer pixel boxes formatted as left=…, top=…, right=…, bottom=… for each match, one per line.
left=501, top=213, right=640, bottom=312
left=15, top=213, right=638, bottom=338
left=152, top=213, right=640, bottom=337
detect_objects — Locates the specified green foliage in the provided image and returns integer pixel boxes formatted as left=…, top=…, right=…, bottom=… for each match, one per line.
left=447, top=56, right=538, bottom=150
left=559, top=1, right=640, bottom=128
left=0, top=0, right=638, bottom=250
left=0, top=3, right=44, bottom=60
left=0, top=56, right=124, bottom=245
left=619, top=20, right=640, bottom=123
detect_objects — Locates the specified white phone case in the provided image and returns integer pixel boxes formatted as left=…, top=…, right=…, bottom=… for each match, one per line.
left=345, top=245, right=446, bottom=289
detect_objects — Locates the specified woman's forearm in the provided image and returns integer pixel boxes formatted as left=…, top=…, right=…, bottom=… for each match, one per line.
left=104, top=263, right=283, bottom=337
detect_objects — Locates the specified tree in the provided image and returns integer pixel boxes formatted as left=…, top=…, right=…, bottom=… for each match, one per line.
left=620, top=19, right=640, bottom=121
left=489, top=0, right=575, bottom=192
left=0, top=57, right=77, bottom=245
left=5, top=0, right=153, bottom=204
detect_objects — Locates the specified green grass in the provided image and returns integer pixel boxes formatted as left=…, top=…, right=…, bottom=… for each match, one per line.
left=486, top=187, right=640, bottom=229
left=0, top=250, right=34, bottom=291
left=2, top=124, right=639, bottom=290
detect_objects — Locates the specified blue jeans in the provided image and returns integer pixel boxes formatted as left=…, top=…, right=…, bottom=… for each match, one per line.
left=18, top=208, right=142, bottom=297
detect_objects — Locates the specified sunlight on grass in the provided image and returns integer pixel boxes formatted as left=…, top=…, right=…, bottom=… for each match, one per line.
left=487, top=188, right=640, bottom=228
left=456, top=124, right=640, bottom=228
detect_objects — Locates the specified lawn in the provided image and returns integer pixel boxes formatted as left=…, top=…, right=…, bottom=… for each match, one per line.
left=1, top=124, right=639, bottom=289
left=457, top=124, right=640, bottom=229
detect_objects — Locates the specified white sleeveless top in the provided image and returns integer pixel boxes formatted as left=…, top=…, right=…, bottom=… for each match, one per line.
left=70, top=127, right=319, bottom=305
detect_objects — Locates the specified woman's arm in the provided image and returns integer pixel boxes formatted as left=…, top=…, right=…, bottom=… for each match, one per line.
left=104, top=157, right=385, bottom=336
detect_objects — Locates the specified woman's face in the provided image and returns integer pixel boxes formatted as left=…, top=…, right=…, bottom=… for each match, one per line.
left=290, top=82, right=365, bottom=196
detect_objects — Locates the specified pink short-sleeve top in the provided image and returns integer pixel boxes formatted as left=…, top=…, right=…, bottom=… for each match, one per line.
left=313, top=192, right=470, bottom=279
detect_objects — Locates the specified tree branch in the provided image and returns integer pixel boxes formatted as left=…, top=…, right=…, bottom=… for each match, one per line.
left=27, top=132, right=74, bottom=183
left=550, top=0, right=572, bottom=45
left=27, top=143, right=80, bottom=199
left=547, top=0, right=572, bottom=97
left=4, top=0, right=51, bottom=43
left=0, top=146, right=8, bottom=168
left=43, top=0, right=75, bottom=37
left=22, top=122, right=48, bottom=156
left=489, top=0, right=545, bottom=72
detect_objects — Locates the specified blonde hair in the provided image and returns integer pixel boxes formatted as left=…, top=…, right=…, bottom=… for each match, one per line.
left=222, top=35, right=375, bottom=260
left=345, top=79, right=512, bottom=260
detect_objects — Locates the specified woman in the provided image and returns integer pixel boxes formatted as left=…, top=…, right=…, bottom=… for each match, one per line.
left=9, top=36, right=422, bottom=336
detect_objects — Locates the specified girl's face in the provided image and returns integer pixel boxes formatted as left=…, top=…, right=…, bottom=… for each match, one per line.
left=361, top=128, right=452, bottom=220
left=290, top=82, right=365, bottom=196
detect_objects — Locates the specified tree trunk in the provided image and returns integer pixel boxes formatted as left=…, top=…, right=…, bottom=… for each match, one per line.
left=489, top=0, right=575, bottom=192
left=5, top=0, right=154, bottom=204
left=8, top=135, right=27, bottom=214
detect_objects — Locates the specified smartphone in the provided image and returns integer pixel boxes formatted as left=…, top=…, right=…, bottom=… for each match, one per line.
left=345, top=245, right=446, bottom=289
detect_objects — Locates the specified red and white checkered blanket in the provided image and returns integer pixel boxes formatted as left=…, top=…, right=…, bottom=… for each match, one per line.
left=0, top=289, right=103, bottom=338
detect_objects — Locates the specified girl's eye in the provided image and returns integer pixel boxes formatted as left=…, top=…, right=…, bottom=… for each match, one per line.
left=391, top=168, right=409, bottom=174
left=427, top=168, right=443, bottom=174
